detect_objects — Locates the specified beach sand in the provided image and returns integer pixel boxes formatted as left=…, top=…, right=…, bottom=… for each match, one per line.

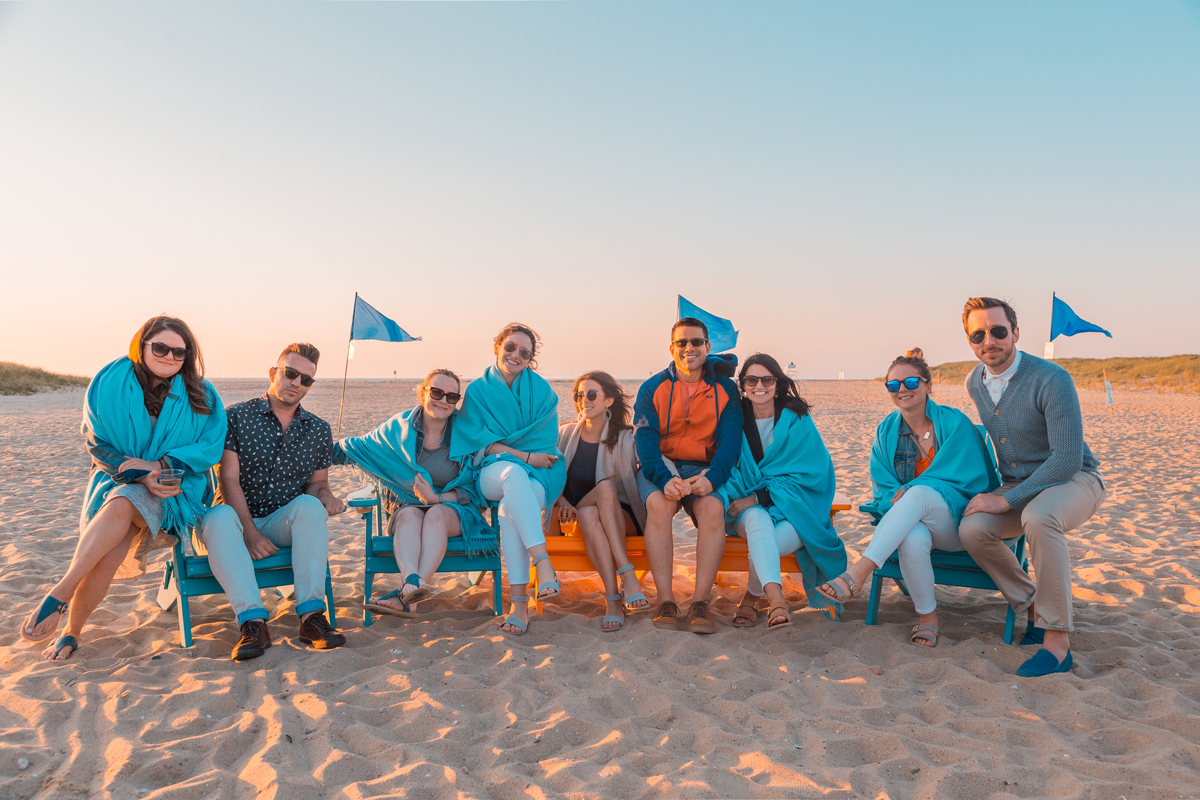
left=2, top=379, right=1198, bottom=799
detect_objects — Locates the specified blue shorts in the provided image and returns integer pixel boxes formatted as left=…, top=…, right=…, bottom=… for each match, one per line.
left=636, top=460, right=710, bottom=521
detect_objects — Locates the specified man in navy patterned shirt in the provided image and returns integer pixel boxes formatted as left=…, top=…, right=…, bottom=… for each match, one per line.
left=197, top=343, right=347, bottom=660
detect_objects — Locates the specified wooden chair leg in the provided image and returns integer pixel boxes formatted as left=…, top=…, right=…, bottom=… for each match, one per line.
left=865, top=572, right=883, bottom=626
left=157, top=561, right=179, bottom=612
left=491, top=569, right=502, bottom=616
left=363, top=569, right=374, bottom=627
left=324, top=567, right=337, bottom=628
left=178, top=592, right=194, bottom=648
left=1003, top=605, right=1016, bottom=645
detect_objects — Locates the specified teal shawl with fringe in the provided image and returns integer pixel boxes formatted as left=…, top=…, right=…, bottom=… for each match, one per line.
left=868, top=398, right=1000, bottom=525
left=717, top=409, right=847, bottom=611
left=81, top=357, right=226, bottom=534
left=336, top=407, right=493, bottom=555
left=450, top=365, right=566, bottom=508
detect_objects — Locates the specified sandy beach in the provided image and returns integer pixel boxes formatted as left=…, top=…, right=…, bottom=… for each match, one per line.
left=2, top=378, right=1198, bottom=799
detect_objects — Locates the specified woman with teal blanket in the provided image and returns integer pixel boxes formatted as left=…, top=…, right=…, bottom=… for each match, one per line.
left=19, top=316, right=226, bottom=661
left=335, top=368, right=490, bottom=615
left=717, top=354, right=847, bottom=631
left=451, top=323, right=567, bottom=635
left=817, top=349, right=999, bottom=647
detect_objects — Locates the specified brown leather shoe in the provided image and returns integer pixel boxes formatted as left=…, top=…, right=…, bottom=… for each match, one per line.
left=687, top=600, right=717, bottom=634
left=298, top=612, right=346, bottom=650
left=232, top=620, right=272, bottom=661
left=652, top=601, right=682, bottom=630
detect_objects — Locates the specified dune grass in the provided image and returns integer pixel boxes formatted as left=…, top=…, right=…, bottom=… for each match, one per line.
left=924, top=355, right=1200, bottom=393
left=0, top=362, right=91, bottom=396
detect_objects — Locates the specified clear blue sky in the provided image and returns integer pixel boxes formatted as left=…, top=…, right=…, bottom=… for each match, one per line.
left=1, top=1, right=1197, bottom=380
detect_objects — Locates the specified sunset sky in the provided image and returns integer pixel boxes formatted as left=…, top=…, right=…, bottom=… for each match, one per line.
left=1, top=1, right=1197, bottom=381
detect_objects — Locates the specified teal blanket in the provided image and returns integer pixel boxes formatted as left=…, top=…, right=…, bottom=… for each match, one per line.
left=81, top=357, right=226, bottom=534
left=718, top=410, right=847, bottom=611
left=336, top=407, right=493, bottom=555
left=869, top=399, right=1000, bottom=525
left=451, top=365, right=566, bottom=508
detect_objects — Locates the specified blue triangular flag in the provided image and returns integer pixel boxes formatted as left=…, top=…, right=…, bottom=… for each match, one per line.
left=1050, top=295, right=1111, bottom=341
left=678, top=295, right=738, bottom=353
left=349, top=294, right=420, bottom=342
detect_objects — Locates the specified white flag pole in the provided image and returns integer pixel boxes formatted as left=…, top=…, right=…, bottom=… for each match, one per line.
left=336, top=293, right=358, bottom=436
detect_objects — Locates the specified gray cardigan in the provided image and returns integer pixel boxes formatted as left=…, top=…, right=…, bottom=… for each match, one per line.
left=966, top=352, right=1101, bottom=510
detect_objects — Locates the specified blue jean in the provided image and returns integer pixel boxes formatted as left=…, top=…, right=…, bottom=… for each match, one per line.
left=195, top=494, right=330, bottom=624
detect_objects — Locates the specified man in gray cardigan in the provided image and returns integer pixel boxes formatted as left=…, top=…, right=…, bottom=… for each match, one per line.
left=959, top=297, right=1105, bottom=677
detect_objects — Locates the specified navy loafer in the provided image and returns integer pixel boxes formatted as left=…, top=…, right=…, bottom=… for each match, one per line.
left=1016, top=648, right=1073, bottom=677
left=1019, top=621, right=1045, bottom=646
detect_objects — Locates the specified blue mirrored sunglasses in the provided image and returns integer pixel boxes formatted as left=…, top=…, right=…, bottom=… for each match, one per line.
left=885, top=376, right=926, bottom=393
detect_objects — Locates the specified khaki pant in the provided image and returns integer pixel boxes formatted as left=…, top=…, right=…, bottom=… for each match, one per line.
left=958, top=471, right=1104, bottom=633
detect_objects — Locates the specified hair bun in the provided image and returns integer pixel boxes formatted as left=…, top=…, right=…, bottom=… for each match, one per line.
left=906, top=347, right=924, bottom=360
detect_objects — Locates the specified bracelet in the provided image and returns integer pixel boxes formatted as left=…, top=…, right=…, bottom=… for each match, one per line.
left=524, top=451, right=530, bottom=463
left=436, top=493, right=443, bottom=504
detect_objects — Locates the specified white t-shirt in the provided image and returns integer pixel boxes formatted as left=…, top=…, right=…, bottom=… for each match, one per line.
left=982, top=350, right=1022, bottom=405
left=755, top=417, right=775, bottom=450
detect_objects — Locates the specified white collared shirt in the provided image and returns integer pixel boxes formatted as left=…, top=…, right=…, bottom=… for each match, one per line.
left=982, top=350, right=1022, bottom=405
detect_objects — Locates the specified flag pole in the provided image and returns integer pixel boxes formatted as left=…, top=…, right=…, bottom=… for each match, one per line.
left=336, top=293, right=358, bottom=437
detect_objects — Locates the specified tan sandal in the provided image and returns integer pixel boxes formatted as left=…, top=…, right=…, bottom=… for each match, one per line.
left=733, top=593, right=765, bottom=628
left=817, top=572, right=860, bottom=604
left=765, top=606, right=793, bottom=632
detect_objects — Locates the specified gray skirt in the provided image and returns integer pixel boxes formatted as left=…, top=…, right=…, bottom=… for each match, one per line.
left=100, top=483, right=178, bottom=580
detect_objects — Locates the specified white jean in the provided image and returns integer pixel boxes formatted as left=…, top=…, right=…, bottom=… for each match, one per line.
left=480, top=461, right=546, bottom=585
left=860, top=484, right=962, bottom=615
left=737, top=506, right=802, bottom=595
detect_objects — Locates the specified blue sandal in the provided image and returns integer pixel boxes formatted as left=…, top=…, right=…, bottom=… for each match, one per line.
left=21, top=594, right=69, bottom=643
left=365, top=590, right=418, bottom=618
left=616, top=564, right=648, bottom=611
left=47, top=635, right=78, bottom=661
left=500, top=594, right=530, bottom=635
left=601, top=594, right=626, bottom=632
left=400, top=573, right=432, bottom=604
left=531, top=553, right=560, bottom=600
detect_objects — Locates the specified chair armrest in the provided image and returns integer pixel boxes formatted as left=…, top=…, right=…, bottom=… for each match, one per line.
left=857, top=503, right=882, bottom=526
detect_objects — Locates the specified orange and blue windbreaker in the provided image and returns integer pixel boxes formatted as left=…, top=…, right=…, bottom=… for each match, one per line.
left=633, top=359, right=743, bottom=491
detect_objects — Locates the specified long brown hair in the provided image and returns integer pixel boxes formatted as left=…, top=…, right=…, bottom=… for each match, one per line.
left=128, top=315, right=213, bottom=416
left=573, top=371, right=631, bottom=449
left=737, top=353, right=811, bottom=418
left=492, top=322, right=541, bottom=371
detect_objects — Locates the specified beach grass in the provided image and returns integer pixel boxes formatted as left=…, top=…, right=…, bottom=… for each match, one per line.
left=925, top=354, right=1200, bottom=392
left=0, top=362, right=90, bottom=396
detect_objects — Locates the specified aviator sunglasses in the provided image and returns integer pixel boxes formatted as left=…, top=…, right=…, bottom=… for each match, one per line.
left=148, top=341, right=190, bottom=361
left=671, top=337, right=709, bottom=350
left=742, top=375, right=777, bottom=388
left=427, top=387, right=461, bottom=404
left=886, top=376, right=927, bottom=393
left=968, top=325, right=1011, bottom=345
left=275, top=366, right=315, bottom=387
left=574, top=389, right=600, bottom=402
left=502, top=341, right=533, bottom=361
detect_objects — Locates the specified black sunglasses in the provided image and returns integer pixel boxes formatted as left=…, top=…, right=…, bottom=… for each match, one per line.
left=671, top=337, right=709, bottom=349
left=742, top=375, right=777, bottom=388
left=502, top=341, right=533, bottom=361
left=574, top=389, right=600, bottom=402
left=968, top=326, right=1011, bottom=345
left=427, top=387, right=461, bottom=404
left=886, top=376, right=927, bottom=392
left=148, top=341, right=189, bottom=361
left=275, top=366, right=315, bottom=387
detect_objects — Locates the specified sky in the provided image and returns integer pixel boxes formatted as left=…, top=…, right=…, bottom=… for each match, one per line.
left=1, top=1, right=1197, bottom=381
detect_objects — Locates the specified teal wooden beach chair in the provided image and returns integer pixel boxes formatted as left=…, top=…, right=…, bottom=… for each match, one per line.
left=348, top=485, right=503, bottom=625
left=157, top=537, right=338, bottom=648
left=862, top=424, right=1027, bottom=644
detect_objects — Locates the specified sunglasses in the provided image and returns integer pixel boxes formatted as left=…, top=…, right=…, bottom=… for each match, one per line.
left=427, top=387, right=461, bottom=404
left=574, top=389, right=600, bottom=402
left=148, top=341, right=189, bottom=361
left=968, top=325, right=1011, bottom=345
left=886, top=376, right=927, bottom=393
left=671, top=337, right=709, bottom=349
left=275, top=366, right=315, bottom=387
left=742, top=375, right=777, bottom=388
left=502, top=341, right=533, bottom=361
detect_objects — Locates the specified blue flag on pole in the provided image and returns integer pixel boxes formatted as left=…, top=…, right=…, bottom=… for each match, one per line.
left=678, top=295, right=738, bottom=353
left=1050, top=294, right=1112, bottom=341
left=349, top=294, right=420, bottom=342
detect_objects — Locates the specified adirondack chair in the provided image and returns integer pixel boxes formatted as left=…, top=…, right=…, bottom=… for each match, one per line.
left=158, top=537, right=337, bottom=648
left=348, top=485, right=503, bottom=625
left=861, top=424, right=1027, bottom=644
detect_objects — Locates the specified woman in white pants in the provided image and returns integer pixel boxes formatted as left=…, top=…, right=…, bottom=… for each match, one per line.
left=451, top=323, right=567, bottom=635
left=718, top=354, right=846, bottom=631
left=817, top=349, right=998, bottom=646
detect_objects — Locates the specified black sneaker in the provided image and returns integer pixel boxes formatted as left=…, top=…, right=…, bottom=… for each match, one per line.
left=298, top=612, right=346, bottom=650
left=232, top=620, right=272, bottom=661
